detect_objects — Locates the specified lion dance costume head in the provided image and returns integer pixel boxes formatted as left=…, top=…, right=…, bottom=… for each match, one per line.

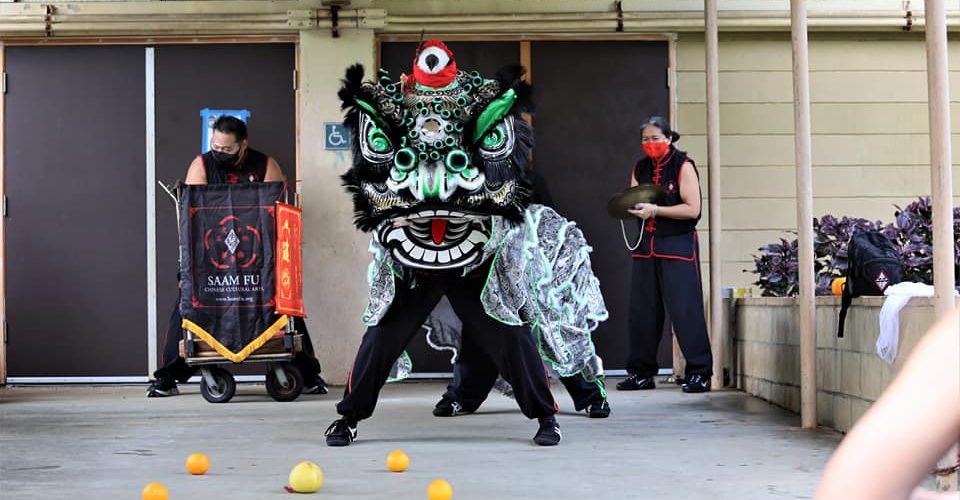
left=338, top=40, right=535, bottom=271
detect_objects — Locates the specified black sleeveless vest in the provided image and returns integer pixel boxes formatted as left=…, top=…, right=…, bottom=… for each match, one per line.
left=632, top=148, right=701, bottom=237
left=201, top=148, right=269, bottom=185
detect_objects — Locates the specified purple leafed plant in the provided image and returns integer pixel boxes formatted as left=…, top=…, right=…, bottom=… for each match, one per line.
left=885, top=197, right=960, bottom=284
left=750, top=238, right=799, bottom=297
left=746, top=197, right=960, bottom=297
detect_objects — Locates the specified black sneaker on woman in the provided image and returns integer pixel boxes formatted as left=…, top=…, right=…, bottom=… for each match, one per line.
left=681, top=374, right=711, bottom=393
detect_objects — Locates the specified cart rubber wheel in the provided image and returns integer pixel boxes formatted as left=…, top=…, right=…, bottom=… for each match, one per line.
left=265, top=364, right=303, bottom=402
left=200, top=367, right=236, bottom=403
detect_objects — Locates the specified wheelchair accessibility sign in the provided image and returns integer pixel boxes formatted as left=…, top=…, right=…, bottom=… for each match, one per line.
left=324, top=123, right=351, bottom=150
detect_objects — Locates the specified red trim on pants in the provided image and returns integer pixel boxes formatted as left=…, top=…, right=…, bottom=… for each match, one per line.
left=347, top=358, right=357, bottom=393
left=631, top=233, right=700, bottom=262
left=542, top=363, right=560, bottom=412
left=692, top=232, right=703, bottom=287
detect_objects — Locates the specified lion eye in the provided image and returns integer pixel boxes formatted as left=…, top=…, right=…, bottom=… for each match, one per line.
left=359, top=114, right=395, bottom=164
left=476, top=117, right=514, bottom=161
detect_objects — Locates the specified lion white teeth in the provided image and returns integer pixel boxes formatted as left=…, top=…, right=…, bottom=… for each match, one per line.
left=467, top=232, right=488, bottom=245
left=437, top=250, right=452, bottom=264
left=423, top=250, right=438, bottom=263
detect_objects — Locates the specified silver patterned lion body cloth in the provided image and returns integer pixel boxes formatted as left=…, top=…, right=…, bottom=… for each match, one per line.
left=364, top=204, right=608, bottom=381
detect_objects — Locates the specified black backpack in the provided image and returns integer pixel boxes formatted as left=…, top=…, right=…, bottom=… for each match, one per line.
left=837, top=230, right=902, bottom=337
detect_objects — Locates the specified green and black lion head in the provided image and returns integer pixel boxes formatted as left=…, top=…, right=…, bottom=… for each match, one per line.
left=339, top=40, right=534, bottom=270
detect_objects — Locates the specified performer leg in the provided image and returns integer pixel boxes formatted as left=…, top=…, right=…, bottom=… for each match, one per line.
left=445, top=277, right=562, bottom=445
left=334, top=277, right=446, bottom=422
left=445, top=278, right=557, bottom=421
left=559, top=374, right=605, bottom=411
left=436, top=326, right=498, bottom=416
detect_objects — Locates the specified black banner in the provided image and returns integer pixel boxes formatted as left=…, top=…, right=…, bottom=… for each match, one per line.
left=179, top=182, right=284, bottom=353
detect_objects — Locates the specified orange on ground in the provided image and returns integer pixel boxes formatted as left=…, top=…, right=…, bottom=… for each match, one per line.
left=427, top=479, right=453, bottom=500
left=142, top=482, right=169, bottom=500
left=185, top=453, right=210, bottom=475
left=386, top=450, right=410, bottom=473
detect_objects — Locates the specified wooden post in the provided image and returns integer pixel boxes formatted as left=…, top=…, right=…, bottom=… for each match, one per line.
left=704, top=0, right=724, bottom=390
left=790, top=0, right=817, bottom=429
left=923, top=0, right=959, bottom=491
left=923, top=1, right=958, bottom=340
left=519, top=41, right=533, bottom=125
left=672, top=334, right=685, bottom=381
left=519, top=41, right=532, bottom=81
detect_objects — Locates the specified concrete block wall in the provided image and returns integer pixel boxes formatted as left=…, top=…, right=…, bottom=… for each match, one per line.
left=732, top=298, right=802, bottom=414
left=731, top=296, right=948, bottom=432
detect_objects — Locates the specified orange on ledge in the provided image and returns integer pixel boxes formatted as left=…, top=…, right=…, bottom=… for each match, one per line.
left=386, top=450, right=410, bottom=473
left=831, top=277, right=847, bottom=296
left=185, top=452, right=210, bottom=475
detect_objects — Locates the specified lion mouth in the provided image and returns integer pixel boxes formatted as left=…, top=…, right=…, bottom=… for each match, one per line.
left=377, top=209, right=490, bottom=270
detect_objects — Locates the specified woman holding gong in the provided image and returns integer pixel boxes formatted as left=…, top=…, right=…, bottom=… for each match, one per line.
left=616, top=116, right=713, bottom=394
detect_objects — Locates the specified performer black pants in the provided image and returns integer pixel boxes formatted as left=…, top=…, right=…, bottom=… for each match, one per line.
left=153, top=292, right=322, bottom=383
left=627, top=233, right=713, bottom=379
left=337, top=270, right=558, bottom=421
left=443, top=326, right=604, bottom=411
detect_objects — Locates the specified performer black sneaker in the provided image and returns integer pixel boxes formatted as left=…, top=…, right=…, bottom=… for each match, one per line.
left=146, top=378, right=179, bottom=398
left=324, top=418, right=358, bottom=447
left=681, top=374, right=711, bottom=394
left=533, top=416, right=562, bottom=446
left=586, top=399, right=611, bottom=419
left=432, top=396, right=476, bottom=417
left=615, top=374, right=656, bottom=391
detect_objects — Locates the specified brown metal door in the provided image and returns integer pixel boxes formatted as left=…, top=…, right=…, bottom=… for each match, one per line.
left=531, top=40, right=673, bottom=371
left=6, top=46, right=147, bottom=377
left=154, top=44, right=296, bottom=374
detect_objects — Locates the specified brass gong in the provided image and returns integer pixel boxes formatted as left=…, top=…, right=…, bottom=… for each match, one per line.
left=606, top=184, right=667, bottom=219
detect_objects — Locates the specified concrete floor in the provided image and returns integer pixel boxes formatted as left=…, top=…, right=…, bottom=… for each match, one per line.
left=0, top=380, right=842, bottom=500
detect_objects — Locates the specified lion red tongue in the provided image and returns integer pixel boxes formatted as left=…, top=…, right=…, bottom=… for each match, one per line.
left=431, top=219, right=448, bottom=245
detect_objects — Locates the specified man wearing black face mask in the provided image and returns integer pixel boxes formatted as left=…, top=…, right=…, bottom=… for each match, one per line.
left=185, top=116, right=283, bottom=185
left=148, top=116, right=327, bottom=397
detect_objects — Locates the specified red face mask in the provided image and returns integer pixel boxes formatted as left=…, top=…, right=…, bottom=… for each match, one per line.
left=642, top=141, right=670, bottom=159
